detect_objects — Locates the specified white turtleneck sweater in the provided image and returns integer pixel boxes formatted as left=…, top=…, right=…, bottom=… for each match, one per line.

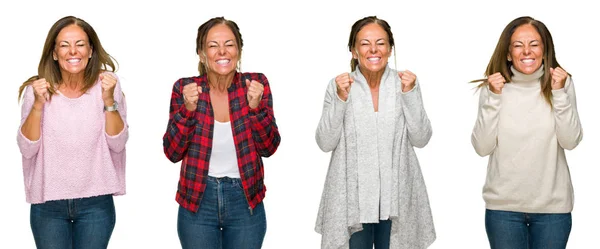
left=472, top=66, right=582, bottom=213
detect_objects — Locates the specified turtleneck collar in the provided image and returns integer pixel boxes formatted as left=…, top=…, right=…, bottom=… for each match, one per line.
left=510, top=65, right=544, bottom=84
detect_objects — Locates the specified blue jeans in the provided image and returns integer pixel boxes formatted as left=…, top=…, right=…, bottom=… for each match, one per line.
left=349, top=220, right=392, bottom=249
left=178, top=176, right=266, bottom=249
left=30, top=194, right=116, bottom=249
left=485, top=209, right=571, bottom=249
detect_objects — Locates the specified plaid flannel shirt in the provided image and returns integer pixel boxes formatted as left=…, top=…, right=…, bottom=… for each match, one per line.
left=163, top=72, right=280, bottom=212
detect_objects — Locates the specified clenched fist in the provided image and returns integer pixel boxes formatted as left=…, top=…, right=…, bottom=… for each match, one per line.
left=31, top=78, right=50, bottom=108
left=335, top=73, right=353, bottom=101
left=399, top=70, right=416, bottom=92
left=183, top=82, right=202, bottom=111
left=550, top=67, right=568, bottom=90
left=487, top=72, right=506, bottom=94
left=246, top=79, right=264, bottom=109
left=100, top=73, right=117, bottom=106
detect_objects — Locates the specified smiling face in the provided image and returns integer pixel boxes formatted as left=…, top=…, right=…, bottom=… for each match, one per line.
left=200, top=24, right=239, bottom=77
left=508, top=24, right=544, bottom=75
left=353, top=23, right=391, bottom=75
left=53, top=24, right=92, bottom=78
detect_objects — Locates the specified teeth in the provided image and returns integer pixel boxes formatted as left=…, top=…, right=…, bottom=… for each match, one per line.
left=521, top=59, right=534, bottom=64
left=216, top=59, right=229, bottom=65
left=67, top=59, right=80, bottom=64
left=367, top=57, right=380, bottom=62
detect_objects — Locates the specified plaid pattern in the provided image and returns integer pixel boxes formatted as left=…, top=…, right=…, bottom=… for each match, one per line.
left=163, top=72, right=280, bottom=212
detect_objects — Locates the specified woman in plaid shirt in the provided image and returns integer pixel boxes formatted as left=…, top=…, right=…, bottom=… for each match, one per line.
left=163, top=17, right=280, bottom=249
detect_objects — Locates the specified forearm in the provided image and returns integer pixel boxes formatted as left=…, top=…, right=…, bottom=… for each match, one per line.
left=104, top=109, right=125, bottom=136
left=249, top=109, right=280, bottom=157
left=316, top=87, right=347, bottom=152
left=471, top=87, right=501, bottom=156
left=552, top=80, right=583, bottom=150
left=20, top=103, right=44, bottom=141
left=401, top=83, right=432, bottom=148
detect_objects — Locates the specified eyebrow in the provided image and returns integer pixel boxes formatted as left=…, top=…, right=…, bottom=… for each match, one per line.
left=360, top=38, right=387, bottom=43
left=58, top=40, right=87, bottom=44
left=208, top=39, right=235, bottom=44
left=511, top=39, right=540, bottom=44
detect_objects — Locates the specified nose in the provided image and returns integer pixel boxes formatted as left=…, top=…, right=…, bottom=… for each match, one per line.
left=69, top=44, right=77, bottom=55
left=370, top=44, right=377, bottom=53
left=523, top=45, right=531, bottom=55
left=218, top=45, right=226, bottom=55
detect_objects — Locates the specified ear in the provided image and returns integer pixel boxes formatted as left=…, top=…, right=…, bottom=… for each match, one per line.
left=52, top=51, right=58, bottom=61
left=507, top=54, right=512, bottom=62
left=198, top=50, right=205, bottom=63
left=89, top=46, right=93, bottom=59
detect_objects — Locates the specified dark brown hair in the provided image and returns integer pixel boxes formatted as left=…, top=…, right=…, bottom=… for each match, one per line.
left=348, top=16, right=395, bottom=71
left=196, top=17, right=243, bottom=75
left=18, top=16, right=117, bottom=100
left=474, top=16, right=563, bottom=105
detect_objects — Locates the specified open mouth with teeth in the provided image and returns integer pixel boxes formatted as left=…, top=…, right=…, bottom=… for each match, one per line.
left=216, top=59, right=230, bottom=65
left=67, top=58, right=82, bottom=65
left=520, top=58, right=535, bottom=65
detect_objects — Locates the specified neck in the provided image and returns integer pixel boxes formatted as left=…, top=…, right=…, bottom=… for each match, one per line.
left=359, top=66, right=384, bottom=89
left=207, top=71, right=235, bottom=92
left=59, top=72, right=85, bottom=91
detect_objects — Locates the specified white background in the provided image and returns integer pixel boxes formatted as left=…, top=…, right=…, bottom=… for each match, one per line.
left=1, top=0, right=598, bottom=248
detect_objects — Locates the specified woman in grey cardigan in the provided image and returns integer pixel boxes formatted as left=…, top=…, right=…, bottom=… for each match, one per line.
left=315, top=16, right=436, bottom=249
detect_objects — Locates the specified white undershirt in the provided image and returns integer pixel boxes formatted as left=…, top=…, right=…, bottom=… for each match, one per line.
left=208, top=120, right=240, bottom=178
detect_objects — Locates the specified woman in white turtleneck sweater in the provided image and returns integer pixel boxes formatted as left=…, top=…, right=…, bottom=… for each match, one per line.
left=471, top=16, right=582, bottom=249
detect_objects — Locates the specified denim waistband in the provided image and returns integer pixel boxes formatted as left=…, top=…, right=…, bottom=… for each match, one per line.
left=206, top=175, right=242, bottom=183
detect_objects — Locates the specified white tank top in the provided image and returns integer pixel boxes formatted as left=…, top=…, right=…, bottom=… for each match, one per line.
left=208, top=120, right=240, bottom=178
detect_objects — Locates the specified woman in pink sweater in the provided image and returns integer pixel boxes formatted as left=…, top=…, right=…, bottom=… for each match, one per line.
left=17, top=16, right=128, bottom=249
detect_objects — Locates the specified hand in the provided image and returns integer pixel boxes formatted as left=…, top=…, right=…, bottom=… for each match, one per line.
left=335, top=73, right=353, bottom=101
left=550, top=67, right=568, bottom=90
left=31, top=78, right=50, bottom=108
left=182, top=82, right=202, bottom=111
left=487, top=72, right=506, bottom=94
left=399, top=70, right=416, bottom=92
left=246, top=79, right=264, bottom=109
left=100, top=73, right=118, bottom=106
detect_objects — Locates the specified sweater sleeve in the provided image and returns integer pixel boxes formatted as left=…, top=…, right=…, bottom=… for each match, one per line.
left=315, top=79, right=348, bottom=152
left=401, top=81, right=432, bottom=148
left=471, top=85, right=502, bottom=156
left=17, top=86, right=44, bottom=159
left=551, top=77, right=583, bottom=150
left=104, top=74, right=129, bottom=153
left=17, top=86, right=42, bottom=159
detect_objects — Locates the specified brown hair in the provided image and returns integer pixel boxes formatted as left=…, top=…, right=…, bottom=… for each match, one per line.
left=196, top=17, right=243, bottom=75
left=18, top=16, right=117, bottom=101
left=474, top=16, right=563, bottom=105
left=348, top=16, right=395, bottom=71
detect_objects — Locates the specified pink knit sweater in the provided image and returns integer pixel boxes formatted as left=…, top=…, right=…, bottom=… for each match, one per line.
left=17, top=73, right=128, bottom=204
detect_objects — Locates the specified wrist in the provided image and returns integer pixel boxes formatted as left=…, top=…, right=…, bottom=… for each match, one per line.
left=103, top=99, right=115, bottom=106
left=104, top=101, right=118, bottom=112
left=32, top=102, right=44, bottom=111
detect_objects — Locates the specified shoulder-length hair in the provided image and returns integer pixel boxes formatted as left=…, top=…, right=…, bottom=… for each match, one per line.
left=474, top=16, right=562, bottom=105
left=18, top=16, right=117, bottom=100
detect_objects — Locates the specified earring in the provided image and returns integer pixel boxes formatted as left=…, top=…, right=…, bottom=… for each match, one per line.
left=89, top=54, right=92, bottom=58
left=53, top=56, right=57, bottom=61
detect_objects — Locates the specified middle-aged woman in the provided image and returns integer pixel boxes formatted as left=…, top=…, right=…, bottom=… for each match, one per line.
left=471, top=16, right=583, bottom=249
left=17, top=16, right=128, bottom=249
left=315, top=16, right=436, bottom=249
left=162, top=17, right=280, bottom=249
